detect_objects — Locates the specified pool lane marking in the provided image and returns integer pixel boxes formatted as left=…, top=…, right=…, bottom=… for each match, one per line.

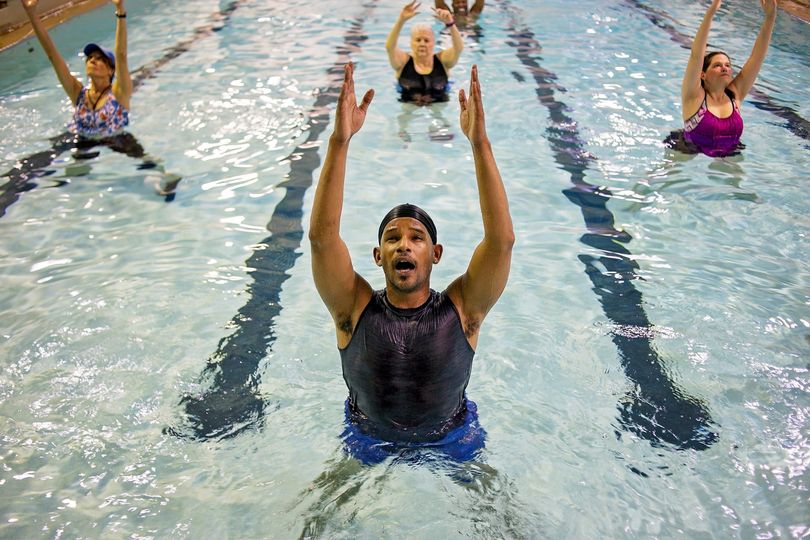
left=130, top=0, right=245, bottom=91
left=0, top=0, right=249, bottom=219
left=498, top=0, right=719, bottom=451
left=623, top=0, right=810, bottom=146
left=169, top=1, right=380, bottom=442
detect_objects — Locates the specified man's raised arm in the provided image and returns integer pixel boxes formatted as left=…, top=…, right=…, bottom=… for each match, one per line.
left=447, top=65, right=514, bottom=347
left=309, top=63, right=375, bottom=343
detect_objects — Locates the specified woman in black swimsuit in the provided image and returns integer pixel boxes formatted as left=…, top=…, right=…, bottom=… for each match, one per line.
left=386, top=1, right=463, bottom=105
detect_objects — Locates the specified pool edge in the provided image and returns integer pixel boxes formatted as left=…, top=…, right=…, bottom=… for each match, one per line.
left=0, top=0, right=108, bottom=53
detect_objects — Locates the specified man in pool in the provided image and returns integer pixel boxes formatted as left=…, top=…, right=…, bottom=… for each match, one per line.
left=309, top=63, right=514, bottom=464
left=435, top=0, right=484, bottom=20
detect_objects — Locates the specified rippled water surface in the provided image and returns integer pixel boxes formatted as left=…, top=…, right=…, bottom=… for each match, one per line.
left=1, top=0, right=808, bottom=537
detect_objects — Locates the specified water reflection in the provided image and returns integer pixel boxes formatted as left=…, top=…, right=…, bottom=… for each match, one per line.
left=396, top=101, right=454, bottom=144
left=167, top=5, right=379, bottom=441
left=629, top=150, right=761, bottom=207
left=502, top=0, right=718, bottom=451
left=0, top=132, right=177, bottom=218
left=292, top=448, right=542, bottom=538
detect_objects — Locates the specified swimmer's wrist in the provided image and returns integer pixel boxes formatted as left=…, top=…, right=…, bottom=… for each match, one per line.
left=329, top=133, right=351, bottom=147
left=445, top=20, right=456, bottom=28
left=469, top=137, right=492, bottom=151
left=116, top=12, right=127, bottom=18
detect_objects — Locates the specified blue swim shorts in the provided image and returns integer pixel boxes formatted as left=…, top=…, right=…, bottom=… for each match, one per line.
left=341, top=398, right=487, bottom=466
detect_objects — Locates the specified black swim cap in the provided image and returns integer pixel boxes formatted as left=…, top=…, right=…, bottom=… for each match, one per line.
left=378, top=204, right=437, bottom=245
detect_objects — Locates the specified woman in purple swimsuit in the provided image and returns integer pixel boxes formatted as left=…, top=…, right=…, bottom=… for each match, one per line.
left=680, top=0, right=777, bottom=157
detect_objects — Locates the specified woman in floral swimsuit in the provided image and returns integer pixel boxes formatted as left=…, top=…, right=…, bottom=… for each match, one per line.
left=21, top=0, right=179, bottom=196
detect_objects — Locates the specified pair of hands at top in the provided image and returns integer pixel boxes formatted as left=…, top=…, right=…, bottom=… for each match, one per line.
left=707, top=0, right=777, bottom=17
left=332, top=63, right=488, bottom=147
left=23, top=0, right=124, bottom=10
left=399, top=1, right=454, bottom=25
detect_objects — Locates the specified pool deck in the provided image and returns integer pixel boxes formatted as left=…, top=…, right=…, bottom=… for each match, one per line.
left=0, top=0, right=807, bottom=53
left=780, top=0, right=810, bottom=22
left=0, top=0, right=108, bottom=53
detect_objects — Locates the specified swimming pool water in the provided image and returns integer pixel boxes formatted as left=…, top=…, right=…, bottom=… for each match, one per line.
left=1, top=0, right=808, bottom=537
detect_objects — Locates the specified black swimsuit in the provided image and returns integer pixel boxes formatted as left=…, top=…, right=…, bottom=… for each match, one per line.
left=397, top=55, right=450, bottom=104
left=340, top=289, right=474, bottom=442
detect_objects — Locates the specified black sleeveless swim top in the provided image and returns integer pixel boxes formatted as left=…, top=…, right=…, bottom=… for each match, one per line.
left=397, top=55, right=450, bottom=104
left=340, top=289, right=474, bottom=442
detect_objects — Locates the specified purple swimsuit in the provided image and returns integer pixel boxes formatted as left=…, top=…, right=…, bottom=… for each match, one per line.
left=683, top=91, right=743, bottom=157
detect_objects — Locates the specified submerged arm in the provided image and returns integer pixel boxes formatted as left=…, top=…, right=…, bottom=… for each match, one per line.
left=21, top=0, right=82, bottom=103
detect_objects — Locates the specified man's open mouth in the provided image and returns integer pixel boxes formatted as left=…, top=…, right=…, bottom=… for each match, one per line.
left=395, top=260, right=415, bottom=271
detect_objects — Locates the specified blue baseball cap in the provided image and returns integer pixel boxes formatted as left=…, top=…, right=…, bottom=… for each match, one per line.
left=83, top=43, right=115, bottom=69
